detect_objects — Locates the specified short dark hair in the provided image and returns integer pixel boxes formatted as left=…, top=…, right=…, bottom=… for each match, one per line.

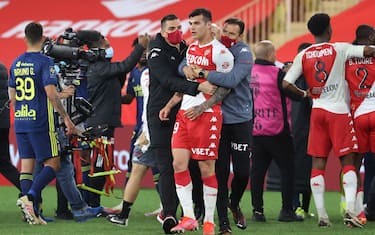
left=297, top=42, right=312, bottom=53
left=87, top=34, right=104, bottom=49
left=307, top=13, right=330, bottom=36
left=353, top=24, right=374, bottom=45
left=189, top=8, right=212, bottom=22
left=24, top=22, right=43, bottom=44
left=161, top=14, right=178, bottom=30
left=224, top=18, right=245, bottom=35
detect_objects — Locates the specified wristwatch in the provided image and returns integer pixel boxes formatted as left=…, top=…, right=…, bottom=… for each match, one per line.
left=198, top=69, right=206, bottom=78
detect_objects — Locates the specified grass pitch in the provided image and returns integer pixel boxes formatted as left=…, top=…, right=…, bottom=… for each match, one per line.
left=0, top=186, right=374, bottom=234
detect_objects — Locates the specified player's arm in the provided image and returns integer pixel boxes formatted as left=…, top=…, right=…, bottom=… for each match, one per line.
left=184, top=46, right=234, bottom=120
left=184, top=87, right=231, bottom=120
left=364, top=46, right=375, bottom=57
left=8, top=87, right=16, bottom=109
left=45, top=85, right=76, bottom=135
left=282, top=52, right=308, bottom=99
left=206, top=45, right=253, bottom=88
left=159, top=92, right=183, bottom=121
left=57, top=85, right=75, bottom=99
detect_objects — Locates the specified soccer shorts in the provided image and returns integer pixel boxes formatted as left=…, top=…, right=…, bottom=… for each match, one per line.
left=307, top=108, right=358, bottom=157
left=172, top=110, right=222, bottom=160
left=16, top=131, right=59, bottom=163
left=354, top=111, right=375, bottom=153
left=132, top=145, right=157, bottom=168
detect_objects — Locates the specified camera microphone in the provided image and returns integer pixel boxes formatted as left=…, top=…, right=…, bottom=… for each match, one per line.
left=76, top=30, right=102, bottom=43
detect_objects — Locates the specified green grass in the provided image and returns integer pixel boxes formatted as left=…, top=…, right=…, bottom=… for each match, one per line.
left=1, top=186, right=374, bottom=234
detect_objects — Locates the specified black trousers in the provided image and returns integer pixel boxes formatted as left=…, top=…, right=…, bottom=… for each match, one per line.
left=366, top=155, right=375, bottom=214
left=0, top=128, right=20, bottom=190
left=251, top=132, right=295, bottom=212
left=153, top=146, right=178, bottom=217
left=216, top=121, right=252, bottom=225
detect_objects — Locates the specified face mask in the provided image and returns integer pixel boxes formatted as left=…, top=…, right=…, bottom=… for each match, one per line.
left=220, top=35, right=237, bottom=48
left=167, top=30, right=183, bottom=45
left=105, top=47, right=114, bottom=59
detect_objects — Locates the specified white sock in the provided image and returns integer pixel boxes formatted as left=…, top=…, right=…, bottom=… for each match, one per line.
left=342, top=170, right=357, bottom=213
left=176, top=181, right=195, bottom=219
left=203, top=182, right=217, bottom=223
left=355, top=190, right=364, bottom=215
left=310, top=174, right=328, bottom=219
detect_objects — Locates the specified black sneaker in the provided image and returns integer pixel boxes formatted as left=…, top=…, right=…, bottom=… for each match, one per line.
left=162, top=216, right=178, bottom=234
left=252, top=210, right=266, bottom=222
left=278, top=209, right=304, bottom=222
left=228, top=204, right=246, bottom=229
left=108, top=215, right=128, bottom=227
left=55, top=210, right=74, bottom=220
left=219, top=221, right=232, bottom=235
left=194, top=205, right=204, bottom=224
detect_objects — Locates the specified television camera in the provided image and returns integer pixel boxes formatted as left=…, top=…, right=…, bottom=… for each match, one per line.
left=42, top=28, right=106, bottom=126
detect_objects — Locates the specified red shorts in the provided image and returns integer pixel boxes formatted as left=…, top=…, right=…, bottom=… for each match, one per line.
left=172, top=110, right=222, bottom=160
left=308, top=108, right=358, bottom=157
left=354, top=111, right=375, bottom=153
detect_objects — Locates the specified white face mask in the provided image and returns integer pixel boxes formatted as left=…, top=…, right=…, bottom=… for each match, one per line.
left=105, top=47, right=114, bottom=59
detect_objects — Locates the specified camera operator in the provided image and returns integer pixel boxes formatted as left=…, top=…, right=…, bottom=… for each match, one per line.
left=85, top=34, right=149, bottom=208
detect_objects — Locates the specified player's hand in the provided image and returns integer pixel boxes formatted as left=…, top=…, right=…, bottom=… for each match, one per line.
left=198, top=81, right=217, bottom=95
left=64, top=116, right=77, bottom=135
left=135, top=131, right=149, bottom=147
left=138, top=34, right=150, bottom=49
left=159, top=106, right=171, bottom=121
left=184, top=105, right=204, bottom=120
left=59, top=85, right=75, bottom=99
left=183, top=65, right=196, bottom=80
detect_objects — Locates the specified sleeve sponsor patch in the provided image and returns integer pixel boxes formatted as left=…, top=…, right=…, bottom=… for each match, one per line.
left=49, top=66, right=56, bottom=76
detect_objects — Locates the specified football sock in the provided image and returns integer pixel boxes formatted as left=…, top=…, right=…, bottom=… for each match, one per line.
left=174, top=170, right=195, bottom=219
left=202, top=174, right=217, bottom=223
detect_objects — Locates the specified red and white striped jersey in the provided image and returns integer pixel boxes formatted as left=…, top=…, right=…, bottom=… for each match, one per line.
left=346, top=57, right=375, bottom=118
left=284, top=42, right=364, bottom=114
left=181, top=39, right=234, bottom=111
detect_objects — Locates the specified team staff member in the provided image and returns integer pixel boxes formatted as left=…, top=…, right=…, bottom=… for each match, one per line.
left=250, top=40, right=303, bottom=224
left=147, top=14, right=217, bottom=234
left=283, top=13, right=375, bottom=227
left=9, top=22, right=76, bottom=225
left=85, top=34, right=149, bottom=208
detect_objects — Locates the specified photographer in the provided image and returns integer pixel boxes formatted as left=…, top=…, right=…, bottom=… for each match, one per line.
left=85, top=34, right=149, bottom=208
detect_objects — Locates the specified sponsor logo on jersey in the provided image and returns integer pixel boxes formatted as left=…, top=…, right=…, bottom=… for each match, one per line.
left=209, top=134, right=217, bottom=140
left=210, top=125, right=217, bottom=131
left=209, top=142, right=216, bottom=148
left=210, top=116, right=217, bottom=122
left=15, top=104, right=36, bottom=120
left=191, top=147, right=211, bottom=156
left=186, top=54, right=209, bottom=66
